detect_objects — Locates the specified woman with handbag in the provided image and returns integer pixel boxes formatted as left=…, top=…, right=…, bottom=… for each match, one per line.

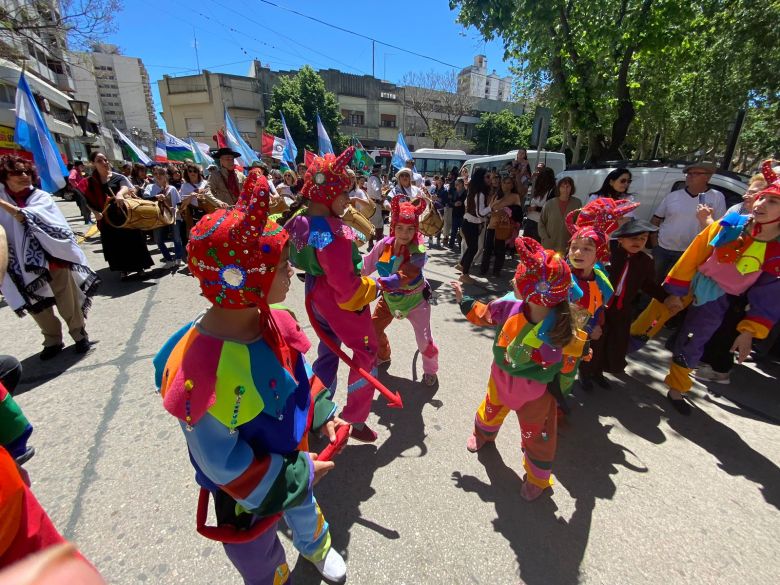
left=480, top=173, right=523, bottom=277
left=458, top=168, right=491, bottom=284
left=84, top=151, right=153, bottom=280
left=144, top=167, right=184, bottom=269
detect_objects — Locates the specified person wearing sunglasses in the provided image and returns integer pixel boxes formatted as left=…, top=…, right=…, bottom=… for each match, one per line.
left=650, top=162, right=726, bottom=283
left=0, top=156, right=99, bottom=360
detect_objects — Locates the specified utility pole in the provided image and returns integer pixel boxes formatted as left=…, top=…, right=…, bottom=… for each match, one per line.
left=194, top=30, right=201, bottom=74
left=372, top=40, right=375, bottom=79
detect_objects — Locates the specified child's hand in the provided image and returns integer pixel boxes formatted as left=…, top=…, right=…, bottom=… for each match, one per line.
left=308, top=453, right=335, bottom=485
left=730, top=331, right=753, bottom=364
left=663, top=295, right=684, bottom=315
left=322, top=416, right=349, bottom=444
left=590, top=325, right=603, bottom=340
left=450, top=281, right=463, bottom=303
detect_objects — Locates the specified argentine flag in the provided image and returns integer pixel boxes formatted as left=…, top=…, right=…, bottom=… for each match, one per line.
left=316, top=113, right=334, bottom=156
left=224, top=110, right=259, bottom=168
left=14, top=72, right=67, bottom=193
left=391, top=131, right=413, bottom=171
left=280, top=112, right=298, bottom=165
left=187, top=137, right=214, bottom=167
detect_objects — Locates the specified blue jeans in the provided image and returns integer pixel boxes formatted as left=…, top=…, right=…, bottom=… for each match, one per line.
left=154, top=220, right=185, bottom=261
left=653, top=246, right=683, bottom=284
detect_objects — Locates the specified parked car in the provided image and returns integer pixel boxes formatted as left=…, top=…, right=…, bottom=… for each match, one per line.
left=557, top=162, right=749, bottom=220
left=461, top=150, right=567, bottom=178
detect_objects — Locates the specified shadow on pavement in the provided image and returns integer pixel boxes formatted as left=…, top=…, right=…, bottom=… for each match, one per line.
left=13, top=345, right=93, bottom=395
left=93, top=267, right=165, bottom=299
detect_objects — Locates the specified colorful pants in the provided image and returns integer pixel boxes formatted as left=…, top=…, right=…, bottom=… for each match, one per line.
left=372, top=296, right=438, bottom=375
left=307, top=277, right=378, bottom=424
left=473, top=363, right=558, bottom=488
left=223, top=495, right=330, bottom=585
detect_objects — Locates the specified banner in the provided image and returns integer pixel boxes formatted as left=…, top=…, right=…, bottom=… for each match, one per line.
left=261, top=132, right=286, bottom=161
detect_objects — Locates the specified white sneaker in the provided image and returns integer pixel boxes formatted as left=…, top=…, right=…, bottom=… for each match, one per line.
left=693, top=364, right=730, bottom=384
left=312, top=548, right=346, bottom=583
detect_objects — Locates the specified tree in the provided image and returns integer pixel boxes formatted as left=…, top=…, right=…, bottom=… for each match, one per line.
left=0, top=0, right=121, bottom=55
left=265, top=65, right=345, bottom=156
left=474, top=110, right=530, bottom=155
left=400, top=70, right=475, bottom=149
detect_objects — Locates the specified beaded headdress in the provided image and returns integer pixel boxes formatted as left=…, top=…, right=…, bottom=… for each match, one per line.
left=390, top=194, right=427, bottom=234
left=187, top=169, right=289, bottom=309
left=300, top=146, right=355, bottom=205
left=566, top=197, right=640, bottom=261
left=513, top=237, right=572, bottom=307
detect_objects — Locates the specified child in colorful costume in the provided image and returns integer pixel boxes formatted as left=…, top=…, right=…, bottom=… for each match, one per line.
left=580, top=219, right=682, bottom=383
left=154, top=170, right=348, bottom=584
left=286, top=147, right=382, bottom=442
left=630, top=160, right=780, bottom=415
left=362, top=195, right=439, bottom=386
left=454, top=237, right=590, bottom=501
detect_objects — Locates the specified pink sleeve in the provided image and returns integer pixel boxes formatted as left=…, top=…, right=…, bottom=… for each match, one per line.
left=361, top=239, right=385, bottom=276
left=317, top=237, right=377, bottom=311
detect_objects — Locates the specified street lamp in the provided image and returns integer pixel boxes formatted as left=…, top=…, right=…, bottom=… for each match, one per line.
left=68, top=99, right=90, bottom=137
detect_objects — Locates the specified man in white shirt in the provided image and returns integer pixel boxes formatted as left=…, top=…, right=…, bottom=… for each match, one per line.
left=405, top=158, right=424, bottom=188
left=651, top=162, right=726, bottom=282
left=366, top=164, right=385, bottom=243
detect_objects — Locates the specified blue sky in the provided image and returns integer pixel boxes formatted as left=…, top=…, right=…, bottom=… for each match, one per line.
left=102, top=0, right=512, bottom=130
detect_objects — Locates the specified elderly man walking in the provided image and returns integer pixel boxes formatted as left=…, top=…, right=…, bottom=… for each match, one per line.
left=207, top=147, right=245, bottom=206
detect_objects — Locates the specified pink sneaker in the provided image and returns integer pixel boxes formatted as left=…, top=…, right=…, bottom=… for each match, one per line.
left=520, top=481, right=545, bottom=502
left=466, top=434, right=486, bottom=453
left=350, top=424, right=378, bottom=443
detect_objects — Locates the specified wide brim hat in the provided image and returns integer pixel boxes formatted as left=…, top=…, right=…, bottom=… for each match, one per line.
left=395, top=168, right=413, bottom=180
left=683, top=162, right=717, bottom=173
left=612, top=218, right=658, bottom=238
left=214, top=147, right=241, bottom=159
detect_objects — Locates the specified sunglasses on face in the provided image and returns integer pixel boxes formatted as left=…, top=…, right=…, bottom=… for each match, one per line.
left=618, top=178, right=632, bottom=184
left=9, top=168, right=30, bottom=176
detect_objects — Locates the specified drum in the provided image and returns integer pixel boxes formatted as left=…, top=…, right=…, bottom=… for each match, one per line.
left=354, top=197, right=377, bottom=219
left=104, top=198, right=173, bottom=231
left=342, top=205, right=374, bottom=247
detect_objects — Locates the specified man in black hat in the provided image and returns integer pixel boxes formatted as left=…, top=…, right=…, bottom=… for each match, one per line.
left=579, top=219, right=684, bottom=390
left=208, top=147, right=244, bottom=206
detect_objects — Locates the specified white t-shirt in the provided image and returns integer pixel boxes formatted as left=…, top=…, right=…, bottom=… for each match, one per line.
left=412, top=171, right=424, bottom=188
left=654, top=188, right=726, bottom=251
left=464, top=192, right=491, bottom=224
left=349, top=188, right=368, bottom=202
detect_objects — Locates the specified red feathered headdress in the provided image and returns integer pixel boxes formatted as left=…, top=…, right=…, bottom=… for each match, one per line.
left=566, top=197, right=640, bottom=261
left=300, top=147, right=355, bottom=205
left=752, top=159, right=780, bottom=235
left=187, top=169, right=289, bottom=309
left=513, top=237, right=572, bottom=307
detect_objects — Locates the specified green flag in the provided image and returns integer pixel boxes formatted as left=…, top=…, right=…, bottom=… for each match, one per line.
left=351, top=137, right=375, bottom=174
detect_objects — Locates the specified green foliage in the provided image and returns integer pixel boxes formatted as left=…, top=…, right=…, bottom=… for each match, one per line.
left=265, top=66, right=345, bottom=156
left=451, top=0, right=780, bottom=165
left=474, top=110, right=531, bottom=155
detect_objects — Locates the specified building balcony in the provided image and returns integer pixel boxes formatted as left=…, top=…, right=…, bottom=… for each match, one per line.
left=340, top=125, right=378, bottom=140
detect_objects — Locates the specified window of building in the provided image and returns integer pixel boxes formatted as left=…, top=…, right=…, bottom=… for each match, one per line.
left=185, top=117, right=205, bottom=134
left=236, top=117, right=256, bottom=136
left=341, top=110, right=365, bottom=126
left=380, top=114, right=396, bottom=128
left=0, top=84, right=16, bottom=104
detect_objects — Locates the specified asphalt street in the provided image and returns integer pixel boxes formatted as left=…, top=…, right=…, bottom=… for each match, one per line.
left=4, top=200, right=779, bottom=585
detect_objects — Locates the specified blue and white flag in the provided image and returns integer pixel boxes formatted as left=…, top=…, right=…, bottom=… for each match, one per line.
left=224, top=110, right=259, bottom=168
left=114, top=126, right=153, bottom=165
left=187, top=137, right=214, bottom=166
left=391, top=131, right=413, bottom=171
left=14, top=72, right=67, bottom=193
left=316, top=112, right=334, bottom=156
left=280, top=111, right=298, bottom=165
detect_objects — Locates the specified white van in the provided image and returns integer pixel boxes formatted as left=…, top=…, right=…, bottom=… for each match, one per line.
left=557, top=163, right=748, bottom=221
left=411, top=148, right=480, bottom=177
left=461, top=150, right=567, bottom=178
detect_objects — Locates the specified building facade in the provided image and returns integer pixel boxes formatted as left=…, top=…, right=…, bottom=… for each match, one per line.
left=0, top=0, right=115, bottom=164
left=71, top=44, right=158, bottom=157
left=458, top=55, right=512, bottom=102
left=158, top=59, right=524, bottom=156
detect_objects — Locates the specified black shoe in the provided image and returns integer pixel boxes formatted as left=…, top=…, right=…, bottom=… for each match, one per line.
left=15, top=445, right=35, bottom=465
left=593, top=373, right=612, bottom=389
left=580, top=376, right=594, bottom=392
left=666, top=391, right=692, bottom=416
left=40, top=344, right=64, bottom=361
left=74, top=338, right=93, bottom=354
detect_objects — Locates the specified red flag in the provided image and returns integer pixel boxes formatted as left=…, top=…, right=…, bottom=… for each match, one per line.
left=304, top=150, right=316, bottom=167
left=213, top=128, right=227, bottom=148
left=261, top=133, right=286, bottom=161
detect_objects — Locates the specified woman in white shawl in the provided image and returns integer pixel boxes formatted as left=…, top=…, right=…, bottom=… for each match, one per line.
left=0, top=156, right=99, bottom=360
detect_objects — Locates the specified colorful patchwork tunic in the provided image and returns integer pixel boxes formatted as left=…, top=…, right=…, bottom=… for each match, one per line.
left=461, top=293, right=590, bottom=392
left=572, top=264, right=614, bottom=335
left=362, top=236, right=427, bottom=318
left=153, top=308, right=336, bottom=522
